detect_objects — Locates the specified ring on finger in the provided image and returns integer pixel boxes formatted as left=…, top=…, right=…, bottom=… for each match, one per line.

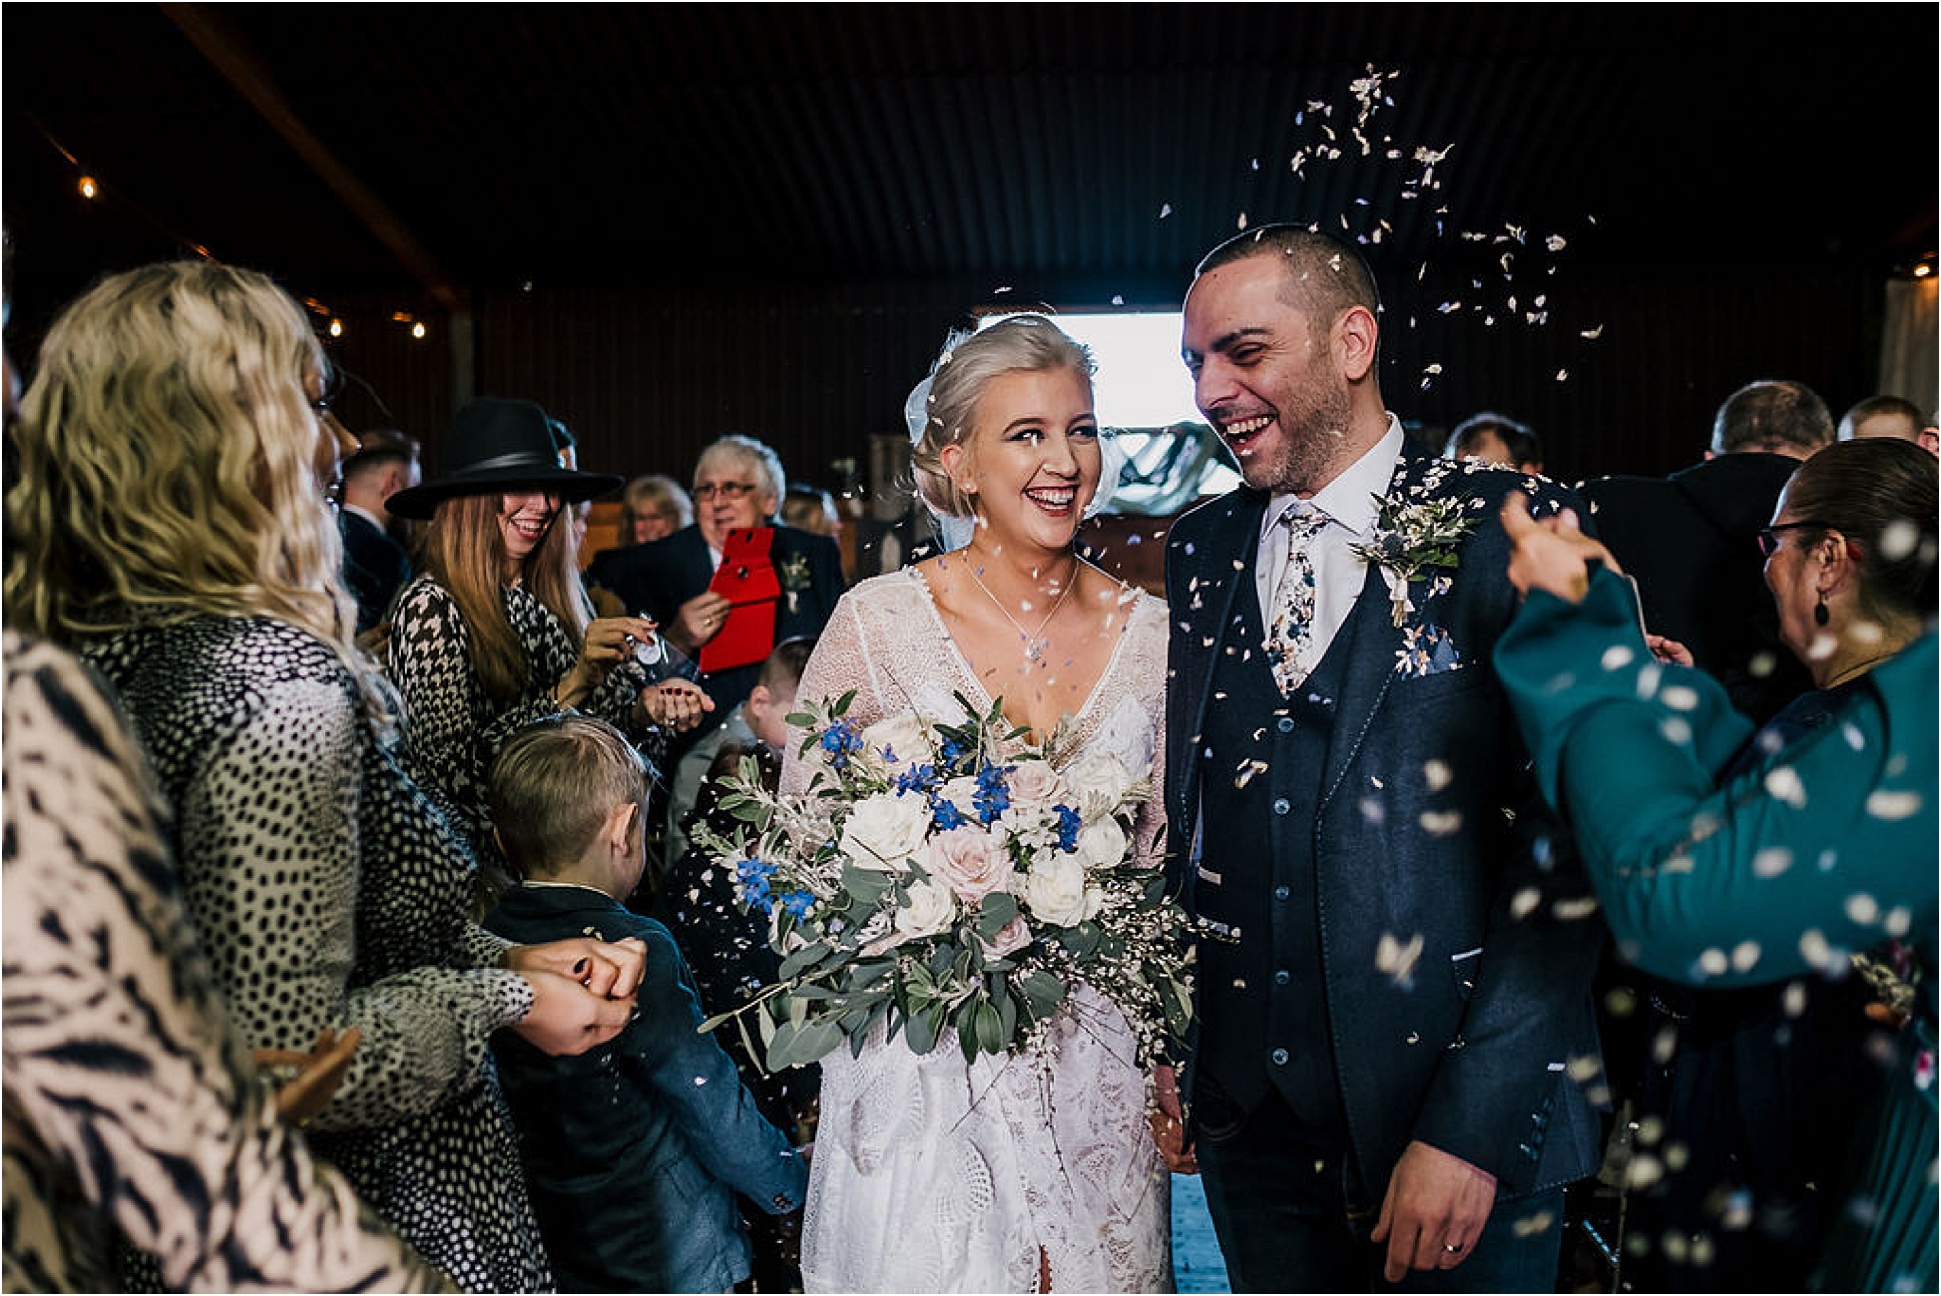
left=1442, top=1242, right=1465, bottom=1255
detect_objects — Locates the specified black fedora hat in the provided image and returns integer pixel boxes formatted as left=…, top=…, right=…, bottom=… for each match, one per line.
left=386, top=398, right=622, bottom=520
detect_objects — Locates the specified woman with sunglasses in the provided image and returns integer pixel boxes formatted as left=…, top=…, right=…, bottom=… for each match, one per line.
left=384, top=398, right=714, bottom=912
left=1494, top=437, right=1937, bottom=1293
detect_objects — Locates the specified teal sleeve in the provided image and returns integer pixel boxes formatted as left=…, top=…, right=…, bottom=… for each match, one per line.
left=1495, top=569, right=1938, bottom=988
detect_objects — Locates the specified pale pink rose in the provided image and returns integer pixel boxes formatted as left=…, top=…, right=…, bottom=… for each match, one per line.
left=922, top=826, right=1016, bottom=904
left=978, top=914, right=1033, bottom=960
left=1004, top=759, right=1066, bottom=807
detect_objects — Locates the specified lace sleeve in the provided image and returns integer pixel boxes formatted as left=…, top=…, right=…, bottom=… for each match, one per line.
left=780, top=591, right=887, bottom=799
left=1, top=639, right=446, bottom=1293
left=177, top=672, right=529, bottom=1136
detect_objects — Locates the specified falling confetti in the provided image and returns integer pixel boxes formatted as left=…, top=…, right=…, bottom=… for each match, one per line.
left=1159, top=203, right=1173, bottom=219
left=1375, top=931, right=1425, bottom=986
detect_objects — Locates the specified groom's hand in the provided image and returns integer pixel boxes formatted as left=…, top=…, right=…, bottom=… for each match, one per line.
left=1148, top=1064, right=1197, bottom=1174
left=1369, top=1140, right=1497, bottom=1281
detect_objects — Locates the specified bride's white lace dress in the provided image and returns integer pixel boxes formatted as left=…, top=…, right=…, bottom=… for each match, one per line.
left=787, top=567, right=1173, bottom=1294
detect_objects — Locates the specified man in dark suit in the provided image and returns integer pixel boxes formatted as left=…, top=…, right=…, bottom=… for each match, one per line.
left=338, top=437, right=418, bottom=634
left=1578, top=379, right=1828, bottom=727
left=1166, top=226, right=1604, bottom=1291
left=599, top=434, right=845, bottom=733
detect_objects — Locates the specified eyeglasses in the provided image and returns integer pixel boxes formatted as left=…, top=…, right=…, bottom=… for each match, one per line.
left=309, top=361, right=346, bottom=416
left=693, top=480, right=758, bottom=501
left=1756, top=520, right=1834, bottom=558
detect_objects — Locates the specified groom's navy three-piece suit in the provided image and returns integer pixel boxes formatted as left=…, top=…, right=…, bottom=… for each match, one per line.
left=1164, top=442, right=1605, bottom=1291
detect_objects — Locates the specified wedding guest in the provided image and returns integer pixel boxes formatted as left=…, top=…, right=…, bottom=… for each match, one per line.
left=385, top=398, right=713, bottom=910
left=1445, top=411, right=1544, bottom=474
left=339, top=433, right=418, bottom=633
left=658, top=636, right=820, bottom=1292
left=783, top=480, right=842, bottom=537
left=1494, top=436, right=1937, bottom=1294
left=1579, top=380, right=1831, bottom=726
left=663, top=634, right=814, bottom=871
left=483, top=714, right=806, bottom=1293
left=585, top=474, right=695, bottom=593
left=1169, top=225, right=1604, bottom=1290
left=626, top=472, right=697, bottom=542
left=789, top=315, right=1180, bottom=1291
left=1839, top=393, right=1938, bottom=454
left=2, top=633, right=446, bottom=1293
left=598, top=435, right=845, bottom=732
left=3, top=261, right=646, bottom=1291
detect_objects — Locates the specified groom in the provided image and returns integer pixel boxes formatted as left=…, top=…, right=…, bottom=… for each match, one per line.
left=1164, top=225, right=1605, bottom=1291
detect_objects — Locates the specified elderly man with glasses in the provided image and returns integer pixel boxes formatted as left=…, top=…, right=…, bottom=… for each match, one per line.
left=599, top=434, right=846, bottom=742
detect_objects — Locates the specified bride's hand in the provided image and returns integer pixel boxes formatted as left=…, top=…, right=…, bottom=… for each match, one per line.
left=1149, top=1064, right=1198, bottom=1174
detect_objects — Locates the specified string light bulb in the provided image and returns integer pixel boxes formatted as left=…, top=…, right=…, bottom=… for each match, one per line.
left=1916, top=262, right=1934, bottom=280
left=78, top=175, right=98, bottom=199
left=328, top=318, right=344, bottom=338
left=411, top=322, right=427, bottom=340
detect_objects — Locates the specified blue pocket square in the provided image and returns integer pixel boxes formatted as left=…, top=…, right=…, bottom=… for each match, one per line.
left=1395, top=622, right=1464, bottom=678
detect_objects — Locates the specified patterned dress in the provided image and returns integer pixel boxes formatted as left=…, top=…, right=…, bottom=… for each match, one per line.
left=790, top=569, right=1173, bottom=1293
left=86, top=616, right=550, bottom=1293
left=386, top=575, right=664, bottom=886
left=2, top=632, right=444, bottom=1293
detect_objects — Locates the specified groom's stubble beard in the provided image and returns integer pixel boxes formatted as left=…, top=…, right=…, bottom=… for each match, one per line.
left=1238, top=370, right=1356, bottom=498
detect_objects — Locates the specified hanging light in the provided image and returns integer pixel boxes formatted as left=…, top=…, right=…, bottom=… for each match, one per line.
left=411, top=321, right=427, bottom=340
left=78, top=175, right=98, bottom=199
left=328, top=318, right=344, bottom=338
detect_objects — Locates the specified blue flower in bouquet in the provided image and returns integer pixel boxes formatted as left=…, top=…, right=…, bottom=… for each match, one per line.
left=973, top=763, right=1012, bottom=825
left=735, top=856, right=777, bottom=908
left=894, top=762, right=938, bottom=796
left=938, top=736, right=968, bottom=768
left=819, top=719, right=864, bottom=770
left=1053, top=804, right=1082, bottom=853
left=932, top=797, right=969, bottom=831
left=781, top=890, right=816, bottom=919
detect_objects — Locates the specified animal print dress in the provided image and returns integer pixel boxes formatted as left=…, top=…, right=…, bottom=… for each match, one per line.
left=86, top=615, right=551, bottom=1292
left=2, top=632, right=442, bottom=1292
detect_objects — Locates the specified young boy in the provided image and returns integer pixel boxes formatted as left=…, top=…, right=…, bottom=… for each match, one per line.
left=482, top=715, right=805, bottom=1294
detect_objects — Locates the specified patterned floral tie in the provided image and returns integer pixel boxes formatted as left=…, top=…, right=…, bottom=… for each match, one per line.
left=1266, top=506, right=1331, bottom=696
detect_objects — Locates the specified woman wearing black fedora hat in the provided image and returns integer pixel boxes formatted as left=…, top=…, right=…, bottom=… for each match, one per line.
left=5, top=262, right=648, bottom=1292
left=387, top=397, right=713, bottom=910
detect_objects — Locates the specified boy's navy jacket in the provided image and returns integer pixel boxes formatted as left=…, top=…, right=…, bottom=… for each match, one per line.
left=484, top=884, right=805, bottom=1293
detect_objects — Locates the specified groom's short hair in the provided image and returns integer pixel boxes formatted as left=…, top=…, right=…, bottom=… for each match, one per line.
left=1193, top=225, right=1381, bottom=330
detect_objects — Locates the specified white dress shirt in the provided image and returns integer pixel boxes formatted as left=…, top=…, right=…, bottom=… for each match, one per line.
left=1253, top=415, right=1407, bottom=661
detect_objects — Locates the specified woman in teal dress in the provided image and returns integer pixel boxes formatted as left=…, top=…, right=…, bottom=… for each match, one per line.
left=1492, top=437, right=1936, bottom=1293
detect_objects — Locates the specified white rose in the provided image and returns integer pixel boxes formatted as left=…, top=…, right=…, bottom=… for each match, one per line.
left=1022, top=854, right=1091, bottom=927
left=1075, top=817, right=1130, bottom=872
left=1061, top=751, right=1135, bottom=818
left=937, top=775, right=984, bottom=821
left=839, top=791, right=932, bottom=871
left=1005, top=759, right=1067, bottom=807
left=894, top=878, right=957, bottom=941
left=862, top=712, right=931, bottom=774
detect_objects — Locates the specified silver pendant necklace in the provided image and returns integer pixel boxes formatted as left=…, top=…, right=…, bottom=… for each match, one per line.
left=962, top=551, right=1079, bottom=663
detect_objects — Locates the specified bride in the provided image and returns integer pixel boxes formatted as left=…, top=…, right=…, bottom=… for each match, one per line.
left=788, top=316, right=1188, bottom=1293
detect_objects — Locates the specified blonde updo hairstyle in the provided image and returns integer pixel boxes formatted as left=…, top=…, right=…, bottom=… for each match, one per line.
left=910, top=315, right=1095, bottom=523
left=5, top=261, right=361, bottom=675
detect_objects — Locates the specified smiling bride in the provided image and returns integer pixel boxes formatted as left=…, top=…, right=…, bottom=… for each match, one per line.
left=786, top=317, right=1191, bottom=1293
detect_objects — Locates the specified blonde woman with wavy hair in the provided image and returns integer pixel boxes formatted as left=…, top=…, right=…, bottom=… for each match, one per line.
left=384, top=398, right=713, bottom=914
left=5, top=261, right=651, bottom=1293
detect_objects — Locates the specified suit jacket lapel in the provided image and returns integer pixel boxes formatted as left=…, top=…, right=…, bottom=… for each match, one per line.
left=1316, top=451, right=1424, bottom=809
left=1176, top=493, right=1267, bottom=829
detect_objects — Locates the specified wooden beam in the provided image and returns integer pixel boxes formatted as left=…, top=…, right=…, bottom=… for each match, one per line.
left=160, top=3, right=463, bottom=311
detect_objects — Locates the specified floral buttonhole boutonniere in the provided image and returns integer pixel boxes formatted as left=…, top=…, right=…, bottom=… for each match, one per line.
left=1348, top=487, right=1477, bottom=627
left=777, top=552, right=812, bottom=614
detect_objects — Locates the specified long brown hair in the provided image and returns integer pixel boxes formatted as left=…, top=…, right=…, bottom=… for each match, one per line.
left=420, top=491, right=593, bottom=703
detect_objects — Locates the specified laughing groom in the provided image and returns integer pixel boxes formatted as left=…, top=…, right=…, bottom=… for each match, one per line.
left=1163, top=225, right=1605, bottom=1291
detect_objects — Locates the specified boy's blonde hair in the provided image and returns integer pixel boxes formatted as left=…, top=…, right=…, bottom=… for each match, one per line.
left=487, top=715, right=649, bottom=878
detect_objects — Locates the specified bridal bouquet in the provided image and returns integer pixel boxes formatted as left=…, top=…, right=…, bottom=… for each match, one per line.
left=692, top=691, right=1194, bottom=1070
